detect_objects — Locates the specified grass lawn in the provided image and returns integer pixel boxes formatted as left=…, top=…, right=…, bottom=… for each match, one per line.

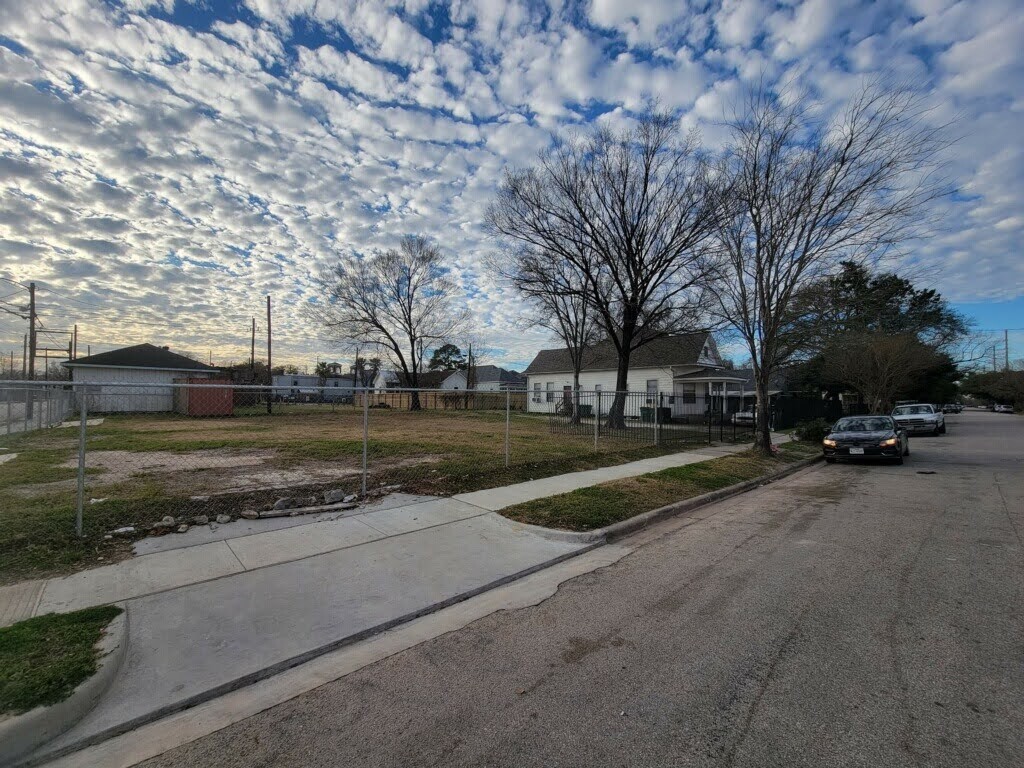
left=0, top=407, right=707, bottom=583
left=0, top=605, right=122, bottom=716
left=501, top=441, right=821, bottom=531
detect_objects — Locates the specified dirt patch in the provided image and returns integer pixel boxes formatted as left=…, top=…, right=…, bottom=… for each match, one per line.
left=44, top=449, right=447, bottom=497
left=60, top=449, right=277, bottom=483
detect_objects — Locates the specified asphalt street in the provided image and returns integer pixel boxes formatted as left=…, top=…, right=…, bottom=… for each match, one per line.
left=141, top=410, right=1023, bottom=768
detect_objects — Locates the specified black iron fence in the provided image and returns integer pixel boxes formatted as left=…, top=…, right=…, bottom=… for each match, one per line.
left=543, top=390, right=761, bottom=446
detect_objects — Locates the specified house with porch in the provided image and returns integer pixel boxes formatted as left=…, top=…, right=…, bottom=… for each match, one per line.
left=523, top=333, right=747, bottom=420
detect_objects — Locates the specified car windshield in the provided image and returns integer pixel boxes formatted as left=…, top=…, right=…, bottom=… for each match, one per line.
left=833, top=417, right=893, bottom=432
left=893, top=405, right=933, bottom=415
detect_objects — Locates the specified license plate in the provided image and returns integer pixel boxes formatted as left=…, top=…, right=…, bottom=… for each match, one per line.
left=849, top=447, right=865, bottom=455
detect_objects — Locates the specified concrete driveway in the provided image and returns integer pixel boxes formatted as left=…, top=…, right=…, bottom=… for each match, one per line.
left=136, top=410, right=1023, bottom=768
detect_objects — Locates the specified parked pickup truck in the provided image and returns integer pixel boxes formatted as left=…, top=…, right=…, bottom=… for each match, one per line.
left=891, top=403, right=946, bottom=436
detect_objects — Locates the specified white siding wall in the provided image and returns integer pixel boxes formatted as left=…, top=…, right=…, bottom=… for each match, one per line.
left=525, top=367, right=675, bottom=415
left=440, top=371, right=467, bottom=390
left=72, top=367, right=214, bottom=412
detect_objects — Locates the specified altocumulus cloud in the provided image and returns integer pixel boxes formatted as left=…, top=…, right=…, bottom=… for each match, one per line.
left=0, top=0, right=1021, bottom=369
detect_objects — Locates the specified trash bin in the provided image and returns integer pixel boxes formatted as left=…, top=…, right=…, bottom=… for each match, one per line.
left=640, top=406, right=654, bottom=423
left=578, top=404, right=593, bottom=418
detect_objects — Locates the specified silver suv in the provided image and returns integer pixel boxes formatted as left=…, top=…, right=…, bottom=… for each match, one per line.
left=891, top=403, right=946, bottom=436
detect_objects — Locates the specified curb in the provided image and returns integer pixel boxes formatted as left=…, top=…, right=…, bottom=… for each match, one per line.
left=1, top=609, right=128, bottom=768
left=503, top=454, right=823, bottom=545
left=18, top=543, right=602, bottom=767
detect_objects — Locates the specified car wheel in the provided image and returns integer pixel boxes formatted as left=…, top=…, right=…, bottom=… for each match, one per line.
left=894, top=454, right=904, bottom=465
left=933, top=427, right=941, bottom=437
left=825, top=457, right=835, bottom=464
left=940, top=423, right=947, bottom=434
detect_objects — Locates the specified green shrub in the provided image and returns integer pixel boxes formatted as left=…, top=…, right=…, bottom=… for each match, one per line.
left=793, top=418, right=833, bottom=443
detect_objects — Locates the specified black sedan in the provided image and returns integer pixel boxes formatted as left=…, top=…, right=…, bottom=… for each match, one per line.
left=822, top=415, right=909, bottom=464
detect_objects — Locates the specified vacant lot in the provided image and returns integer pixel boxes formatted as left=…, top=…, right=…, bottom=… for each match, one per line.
left=0, top=406, right=697, bottom=583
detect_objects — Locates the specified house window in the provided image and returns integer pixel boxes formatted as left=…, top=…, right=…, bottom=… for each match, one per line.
left=533, top=382, right=541, bottom=402
left=545, top=382, right=554, bottom=402
left=646, top=379, right=658, bottom=404
left=682, top=384, right=696, bottom=404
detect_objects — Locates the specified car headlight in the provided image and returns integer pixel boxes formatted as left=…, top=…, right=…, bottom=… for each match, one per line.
left=823, top=438, right=837, bottom=447
left=879, top=437, right=898, bottom=447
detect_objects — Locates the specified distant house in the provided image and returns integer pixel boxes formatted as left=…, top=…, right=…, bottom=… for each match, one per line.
left=63, top=343, right=222, bottom=413
left=271, top=373, right=356, bottom=402
left=731, top=368, right=789, bottom=410
left=439, top=365, right=526, bottom=391
left=523, top=333, right=747, bottom=418
left=372, top=369, right=451, bottom=391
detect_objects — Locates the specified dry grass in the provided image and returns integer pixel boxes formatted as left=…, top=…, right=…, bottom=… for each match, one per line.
left=501, top=441, right=821, bottom=531
left=0, top=407, right=699, bottom=583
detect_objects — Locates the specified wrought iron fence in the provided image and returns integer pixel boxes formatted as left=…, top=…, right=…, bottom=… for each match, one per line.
left=541, top=389, right=761, bottom=445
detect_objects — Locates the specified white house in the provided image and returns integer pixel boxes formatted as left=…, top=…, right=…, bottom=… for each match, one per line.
left=523, top=333, right=747, bottom=419
left=439, top=365, right=526, bottom=391
left=63, top=343, right=220, bottom=412
left=371, top=369, right=451, bottom=391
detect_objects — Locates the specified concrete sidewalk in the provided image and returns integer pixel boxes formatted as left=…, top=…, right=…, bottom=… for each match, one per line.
left=1, top=438, right=787, bottom=625
left=31, top=513, right=592, bottom=764
left=14, top=437, right=791, bottom=764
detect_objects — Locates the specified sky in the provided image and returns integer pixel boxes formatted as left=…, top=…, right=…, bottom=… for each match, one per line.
left=0, top=0, right=1021, bottom=373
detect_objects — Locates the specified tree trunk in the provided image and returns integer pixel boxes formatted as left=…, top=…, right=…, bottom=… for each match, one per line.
left=407, top=366, right=422, bottom=411
left=607, top=357, right=629, bottom=430
left=753, top=373, right=773, bottom=456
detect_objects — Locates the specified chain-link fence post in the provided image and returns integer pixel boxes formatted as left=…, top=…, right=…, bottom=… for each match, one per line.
left=5, top=396, right=10, bottom=436
left=504, top=388, right=510, bottom=468
left=594, top=390, right=600, bottom=450
left=361, top=388, right=369, bottom=496
left=75, top=388, right=87, bottom=537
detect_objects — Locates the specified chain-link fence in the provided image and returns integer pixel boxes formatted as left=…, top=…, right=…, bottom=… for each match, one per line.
left=1, top=383, right=74, bottom=435
left=0, top=381, right=757, bottom=585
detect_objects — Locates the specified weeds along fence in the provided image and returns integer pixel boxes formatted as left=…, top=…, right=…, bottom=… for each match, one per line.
left=0, top=381, right=754, bottom=585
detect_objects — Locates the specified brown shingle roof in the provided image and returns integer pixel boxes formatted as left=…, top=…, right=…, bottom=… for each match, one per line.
left=524, top=333, right=711, bottom=375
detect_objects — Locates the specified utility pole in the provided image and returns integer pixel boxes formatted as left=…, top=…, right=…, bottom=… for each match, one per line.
left=26, top=283, right=36, bottom=418
left=73, top=324, right=78, bottom=359
left=1005, top=329, right=1010, bottom=371
left=27, top=282, right=36, bottom=381
left=22, top=334, right=26, bottom=378
left=266, top=295, right=272, bottom=415
left=250, top=317, right=256, bottom=375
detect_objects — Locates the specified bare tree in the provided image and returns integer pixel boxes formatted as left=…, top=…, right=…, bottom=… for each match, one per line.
left=491, top=249, right=600, bottom=423
left=710, top=81, right=949, bottom=454
left=823, top=333, right=941, bottom=413
left=310, top=236, right=468, bottom=410
left=487, top=110, right=722, bottom=428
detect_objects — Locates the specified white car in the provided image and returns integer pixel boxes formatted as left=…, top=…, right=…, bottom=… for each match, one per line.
left=891, top=403, right=946, bottom=436
left=994, top=404, right=1014, bottom=413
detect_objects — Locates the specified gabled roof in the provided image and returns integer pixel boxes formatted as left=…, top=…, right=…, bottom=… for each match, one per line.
left=63, top=343, right=218, bottom=372
left=524, top=333, right=712, bottom=375
left=674, top=366, right=747, bottom=383
left=378, top=369, right=453, bottom=388
left=466, top=365, right=526, bottom=384
left=730, top=368, right=791, bottom=394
